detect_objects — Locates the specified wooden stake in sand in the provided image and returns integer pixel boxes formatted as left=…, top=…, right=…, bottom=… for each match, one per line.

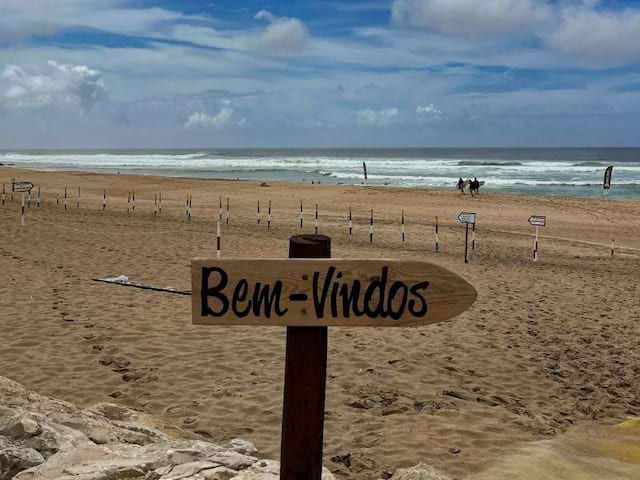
left=226, top=197, right=229, bottom=225
left=21, top=192, right=25, bottom=226
left=458, top=212, right=476, bottom=264
left=37, top=186, right=40, bottom=208
left=300, top=199, right=304, bottom=229
left=315, top=204, right=319, bottom=234
left=2, top=183, right=5, bottom=205
left=187, top=194, right=192, bottom=221
left=369, top=209, right=374, bottom=243
left=76, top=187, right=80, bottom=209
left=257, top=200, right=261, bottom=224
left=219, top=197, right=223, bottom=222
left=348, top=207, right=352, bottom=237
left=103, top=189, right=106, bottom=210
left=216, top=220, right=221, bottom=258
left=611, top=239, right=615, bottom=256
left=472, top=223, right=476, bottom=251
left=27, top=189, right=31, bottom=209
left=127, top=192, right=131, bottom=213
left=154, top=193, right=158, bottom=216
left=401, top=210, right=405, bottom=243
left=133, top=192, right=136, bottom=213
left=435, top=216, right=440, bottom=252
left=528, top=215, right=546, bottom=262
left=64, top=188, right=67, bottom=211
left=268, top=200, right=272, bottom=230
left=158, top=192, right=162, bottom=214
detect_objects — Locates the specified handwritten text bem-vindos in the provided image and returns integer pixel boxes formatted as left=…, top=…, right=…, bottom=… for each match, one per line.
left=192, top=259, right=477, bottom=327
left=201, top=265, right=429, bottom=321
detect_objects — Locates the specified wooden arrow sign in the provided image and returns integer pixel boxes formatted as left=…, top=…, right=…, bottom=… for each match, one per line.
left=458, top=212, right=476, bottom=224
left=192, top=259, right=477, bottom=327
left=12, top=181, right=33, bottom=193
left=528, top=215, right=546, bottom=227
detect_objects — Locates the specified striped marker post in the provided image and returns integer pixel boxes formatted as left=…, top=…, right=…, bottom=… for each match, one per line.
left=533, top=226, right=539, bottom=262
left=219, top=197, right=223, bottom=222
left=154, top=193, right=158, bottom=216
left=471, top=223, right=476, bottom=251
left=21, top=193, right=25, bottom=226
left=158, top=192, right=162, bottom=214
left=187, top=195, right=191, bottom=220
left=37, top=186, right=40, bottom=208
left=611, top=239, right=615, bottom=256
left=225, top=197, right=230, bottom=224
left=103, top=189, right=106, bottom=210
left=401, top=210, right=405, bottom=243
left=133, top=192, right=136, bottom=213
left=300, top=199, right=303, bottom=229
left=268, top=200, right=272, bottom=230
left=27, top=189, right=31, bottom=209
left=315, top=204, right=319, bottom=234
left=348, top=206, right=352, bottom=237
left=127, top=192, right=131, bottom=213
left=216, top=220, right=221, bottom=258
left=76, top=187, right=80, bottom=209
left=369, top=209, right=374, bottom=243
left=435, top=216, right=440, bottom=252
left=257, top=200, right=261, bottom=224
left=2, top=183, right=5, bottom=205
left=64, top=188, right=67, bottom=211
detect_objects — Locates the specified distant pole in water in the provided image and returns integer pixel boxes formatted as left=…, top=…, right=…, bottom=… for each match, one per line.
left=226, top=197, right=229, bottom=224
left=76, top=187, right=80, bottom=208
left=363, top=161, right=368, bottom=184
left=348, top=206, right=353, bottom=237
left=611, top=239, right=615, bottom=256
left=268, top=200, right=272, bottom=230
left=257, top=200, right=261, bottom=224
left=603, top=165, right=613, bottom=198
left=435, top=216, right=440, bottom=252
left=216, top=220, right=221, bottom=258
left=300, top=199, right=303, bottom=229
left=401, top=210, right=405, bottom=243
left=37, top=186, right=40, bottom=208
left=315, top=203, right=319, bottom=234
left=103, top=189, right=106, bottom=210
left=369, top=209, right=374, bottom=243
left=64, top=188, right=67, bottom=211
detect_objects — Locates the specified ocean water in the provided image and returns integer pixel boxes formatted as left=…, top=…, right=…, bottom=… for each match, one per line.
left=1, top=148, right=639, bottom=199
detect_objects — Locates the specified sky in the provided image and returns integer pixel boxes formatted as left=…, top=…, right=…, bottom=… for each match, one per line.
left=1, top=0, right=640, bottom=148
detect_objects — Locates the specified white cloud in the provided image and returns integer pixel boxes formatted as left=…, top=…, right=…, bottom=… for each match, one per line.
left=184, top=107, right=234, bottom=129
left=1, top=61, right=106, bottom=111
left=391, top=0, right=548, bottom=36
left=546, top=8, right=640, bottom=64
left=252, top=10, right=309, bottom=54
left=416, top=103, right=443, bottom=119
left=356, top=107, right=399, bottom=126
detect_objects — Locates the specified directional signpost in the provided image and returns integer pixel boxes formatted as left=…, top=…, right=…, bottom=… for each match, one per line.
left=192, top=235, right=477, bottom=480
left=528, top=215, right=546, bottom=261
left=11, top=181, right=33, bottom=226
left=458, top=212, right=476, bottom=263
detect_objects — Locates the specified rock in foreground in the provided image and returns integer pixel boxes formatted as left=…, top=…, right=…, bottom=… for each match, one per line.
left=0, top=376, right=334, bottom=480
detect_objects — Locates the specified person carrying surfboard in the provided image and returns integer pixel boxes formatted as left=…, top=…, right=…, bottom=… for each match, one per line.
left=457, top=177, right=465, bottom=194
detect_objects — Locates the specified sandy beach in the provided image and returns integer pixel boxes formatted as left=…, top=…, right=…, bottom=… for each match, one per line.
left=1, top=166, right=640, bottom=479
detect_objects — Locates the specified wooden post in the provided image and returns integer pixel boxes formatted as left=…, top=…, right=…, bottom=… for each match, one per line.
left=133, top=191, right=136, bottom=213
left=219, top=197, right=223, bottom=222
left=435, top=216, right=439, bottom=252
left=300, top=199, right=303, bottom=229
left=21, top=192, right=25, bottom=226
left=226, top=197, right=229, bottom=224
left=37, top=186, right=40, bottom=208
left=471, top=223, right=476, bottom=251
left=314, top=204, right=318, bottom=234
left=464, top=223, right=469, bottom=263
left=154, top=193, right=158, bottom=216
left=2, top=183, right=5, bottom=205
left=64, top=188, right=67, bottom=211
left=27, top=189, right=31, bottom=209
left=103, top=189, right=106, bottom=210
left=159, top=192, right=162, bottom=214
left=257, top=200, right=261, bottom=224
left=533, top=226, right=539, bottom=262
left=128, top=192, right=131, bottom=213
left=401, top=210, right=405, bottom=243
left=76, top=187, right=80, bottom=208
left=216, top=221, right=221, bottom=258
left=281, top=234, right=330, bottom=480
left=611, top=239, right=615, bottom=256
left=369, top=209, right=373, bottom=243
left=268, top=200, right=272, bottom=230
left=348, top=206, right=352, bottom=237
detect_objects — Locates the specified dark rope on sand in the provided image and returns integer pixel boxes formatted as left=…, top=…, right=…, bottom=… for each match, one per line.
left=91, top=278, right=191, bottom=296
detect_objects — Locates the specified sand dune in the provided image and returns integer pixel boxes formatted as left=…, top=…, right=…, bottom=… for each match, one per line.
left=1, top=167, right=639, bottom=479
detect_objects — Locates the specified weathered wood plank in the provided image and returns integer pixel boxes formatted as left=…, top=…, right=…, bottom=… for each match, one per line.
left=192, top=258, right=476, bottom=327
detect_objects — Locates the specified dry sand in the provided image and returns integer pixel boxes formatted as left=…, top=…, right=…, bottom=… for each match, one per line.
left=1, top=167, right=640, bottom=479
